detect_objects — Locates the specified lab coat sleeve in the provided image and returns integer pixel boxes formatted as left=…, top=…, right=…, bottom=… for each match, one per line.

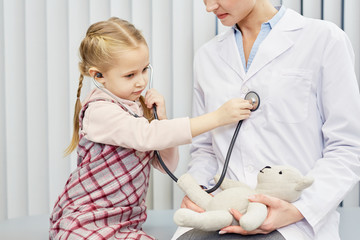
left=82, top=101, right=192, bottom=152
left=186, top=54, right=219, bottom=188
left=292, top=28, right=360, bottom=235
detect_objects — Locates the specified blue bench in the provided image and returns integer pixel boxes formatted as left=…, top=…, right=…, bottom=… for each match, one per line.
left=0, top=210, right=177, bottom=240
left=0, top=208, right=358, bottom=239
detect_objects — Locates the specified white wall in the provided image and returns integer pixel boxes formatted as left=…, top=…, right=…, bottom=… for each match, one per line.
left=0, top=0, right=359, bottom=220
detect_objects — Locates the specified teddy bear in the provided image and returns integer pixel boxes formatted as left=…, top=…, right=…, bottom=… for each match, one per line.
left=173, top=165, right=314, bottom=232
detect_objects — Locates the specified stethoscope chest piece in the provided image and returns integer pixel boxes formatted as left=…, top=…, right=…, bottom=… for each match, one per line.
left=245, top=91, right=260, bottom=111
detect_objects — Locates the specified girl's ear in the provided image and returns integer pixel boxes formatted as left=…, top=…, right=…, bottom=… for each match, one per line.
left=89, top=67, right=105, bottom=84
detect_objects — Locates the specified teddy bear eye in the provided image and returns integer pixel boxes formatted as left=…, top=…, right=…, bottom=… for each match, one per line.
left=279, top=171, right=283, bottom=175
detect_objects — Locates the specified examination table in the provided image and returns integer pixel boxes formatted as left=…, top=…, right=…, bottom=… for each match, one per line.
left=0, top=208, right=359, bottom=239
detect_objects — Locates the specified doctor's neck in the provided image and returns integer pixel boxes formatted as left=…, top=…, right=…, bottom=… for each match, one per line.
left=237, top=1, right=278, bottom=36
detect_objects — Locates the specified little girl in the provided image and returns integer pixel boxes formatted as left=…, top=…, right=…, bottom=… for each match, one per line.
left=49, top=17, right=252, bottom=240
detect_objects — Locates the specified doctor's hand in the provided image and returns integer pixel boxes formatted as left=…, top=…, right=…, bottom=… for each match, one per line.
left=180, top=195, right=207, bottom=213
left=220, top=194, right=304, bottom=235
left=145, top=88, right=167, bottom=120
left=215, top=98, right=253, bottom=126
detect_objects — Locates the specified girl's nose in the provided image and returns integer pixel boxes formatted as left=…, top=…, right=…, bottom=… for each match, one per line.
left=204, top=0, right=219, bottom=12
left=136, top=74, right=147, bottom=87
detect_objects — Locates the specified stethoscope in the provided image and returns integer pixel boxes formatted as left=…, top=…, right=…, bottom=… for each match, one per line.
left=92, top=64, right=260, bottom=193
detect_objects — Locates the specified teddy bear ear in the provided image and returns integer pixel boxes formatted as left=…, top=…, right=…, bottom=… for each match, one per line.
left=295, top=176, right=314, bottom=191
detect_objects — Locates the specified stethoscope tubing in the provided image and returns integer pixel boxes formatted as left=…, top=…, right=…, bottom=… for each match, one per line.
left=92, top=78, right=140, bottom=118
left=93, top=64, right=259, bottom=193
left=152, top=106, right=244, bottom=193
left=149, top=65, right=259, bottom=193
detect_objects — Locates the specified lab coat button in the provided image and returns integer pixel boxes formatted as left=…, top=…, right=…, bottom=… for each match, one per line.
left=246, top=165, right=254, bottom=172
left=241, top=86, right=249, bottom=94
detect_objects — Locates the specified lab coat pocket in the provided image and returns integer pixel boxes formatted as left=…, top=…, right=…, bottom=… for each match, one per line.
left=268, top=69, right=313, bottom=123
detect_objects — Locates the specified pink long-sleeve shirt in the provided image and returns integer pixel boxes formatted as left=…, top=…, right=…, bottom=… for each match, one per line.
left=81, top=88, right=192, bottom=172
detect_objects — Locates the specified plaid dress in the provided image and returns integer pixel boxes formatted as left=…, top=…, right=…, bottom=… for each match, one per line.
left=50, top=99, right=155, bottom=240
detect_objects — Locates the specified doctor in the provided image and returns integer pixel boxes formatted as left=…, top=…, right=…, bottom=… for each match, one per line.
left=174, top=0, right=360, bottom=239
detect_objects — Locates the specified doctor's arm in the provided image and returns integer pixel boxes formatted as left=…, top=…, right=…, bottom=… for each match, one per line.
left=290, top=31, right=360, bottom=235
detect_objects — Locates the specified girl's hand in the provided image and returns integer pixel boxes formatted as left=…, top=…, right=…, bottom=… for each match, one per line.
left=219, top=194, right=304, bottom=235
left=189, top=98, right=253, bottom=137
left=145, top=88, right=167, bottom=120
left=215, top=98, right=253, bottom=126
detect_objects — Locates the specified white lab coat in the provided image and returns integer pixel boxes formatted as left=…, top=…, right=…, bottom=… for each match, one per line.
left=187, top=8, right=360, bottom=240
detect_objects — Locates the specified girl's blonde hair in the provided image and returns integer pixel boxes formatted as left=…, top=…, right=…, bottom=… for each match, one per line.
left=65, top=17, right=152, bottom=156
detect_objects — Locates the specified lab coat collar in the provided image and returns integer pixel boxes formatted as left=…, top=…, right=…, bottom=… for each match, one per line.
left=217, top=8, right=306, bottom=81
left=217, top=29, right=246, bottom=80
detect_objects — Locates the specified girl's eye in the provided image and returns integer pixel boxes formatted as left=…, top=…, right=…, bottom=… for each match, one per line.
left=143, top=66, right=149, bottom=72
left=125, top=73, right=134, bottom=78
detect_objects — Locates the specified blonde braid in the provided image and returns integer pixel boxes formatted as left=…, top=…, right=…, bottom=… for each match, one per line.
left=64, top=74, right=84, bottom=156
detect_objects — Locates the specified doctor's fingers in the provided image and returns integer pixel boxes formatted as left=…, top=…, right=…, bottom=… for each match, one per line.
left=229, top=208, right=243, bottom=221
left=180, top=196, right=205, bottom=213
left=220, top=209, right=258, bottom=235
left=219, top=226, right=268, bottom=236
left=248, top=194, right=282, bottom=206
left=220, top=209, right=275, bottom=235
left=220, top=226, right=272, bottom=235
left=219, top=224, right=269, bottom=235
left=249, top=194, right=301, bottom=232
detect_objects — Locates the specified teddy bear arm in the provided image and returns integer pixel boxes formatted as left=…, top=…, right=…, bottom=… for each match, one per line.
left=177, top=173, right=213, bottom=209
left=239, top=202, right=268, bottom=232
left=174, top=208, right=233, bottom=231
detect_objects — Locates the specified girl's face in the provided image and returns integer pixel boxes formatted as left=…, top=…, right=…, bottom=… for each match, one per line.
left=203, top=0, right=257, bottom=27
left=99, top=44, right=150, bottom=101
